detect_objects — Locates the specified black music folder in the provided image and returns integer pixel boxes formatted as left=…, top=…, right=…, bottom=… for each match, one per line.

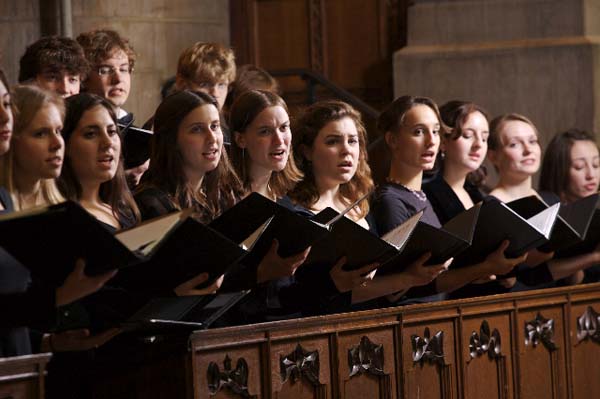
left=305, top=208, right=424, bottom=271
left=121, top=291, right=250, bottom=333
left=507, top=193, right=599, bottom=253
left=0, top=201, right=248, bottom=289
left=209, top=193, right=330, bottom=266
left=451, top=198, right=560, bottom=267
left=118, top=122, right=153, bottom=169
left=377, top=203, right=479, bottom=275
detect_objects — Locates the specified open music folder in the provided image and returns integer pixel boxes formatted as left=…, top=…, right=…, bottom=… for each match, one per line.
left=506, top=193, right=599, bottom=253
left=451, top=197, right=560, bottom=268
left=209, top=192, right=331, bottom=266
left=0, top=201, right=249, bottom=289
left=377, top=203, right=480, bottom=274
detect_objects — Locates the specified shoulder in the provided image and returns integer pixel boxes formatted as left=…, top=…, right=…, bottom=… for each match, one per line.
left=538, top=190, right=560, bottom=205
left=134, top=186, right=177, bottom=220
left=370, top=184, right=413, bottom=235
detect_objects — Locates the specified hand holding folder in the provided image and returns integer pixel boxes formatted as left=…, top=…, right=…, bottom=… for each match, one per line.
left=0, top=201, right=248, bottom=291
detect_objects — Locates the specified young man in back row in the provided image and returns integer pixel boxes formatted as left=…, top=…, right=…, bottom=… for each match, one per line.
left=19, top=36, right=89, bottom=98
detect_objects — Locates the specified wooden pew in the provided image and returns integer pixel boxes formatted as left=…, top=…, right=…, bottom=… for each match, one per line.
left=188, top=282, right=600, bottom=399
left=0, top=353, right=51, bottom=399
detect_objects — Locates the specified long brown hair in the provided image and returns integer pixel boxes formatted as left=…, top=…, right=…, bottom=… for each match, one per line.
left=540, top=128, right=599, bottom=199
left=229, top=89, right=302, bottom=197
left=138, top=90, right=243, bottom=222
left=60, top=92, right=140, bottom=224
left=289, top=100, right=373, bottom=218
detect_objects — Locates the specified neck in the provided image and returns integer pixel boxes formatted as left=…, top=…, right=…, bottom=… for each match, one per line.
left=495, top=174, right=534, bottom=200
left=78, top=179, right=103, bottom=206
left=388, top=161, right=423, bottom=190
left=443, top=165, right=468, bottom=191
left=185, top=169, right=205, bottom=193
left=249, top=165, right=273, bottom=199
left=314, top=176, right=341, bottom=210
left=14, top=171, right=42, bottom=208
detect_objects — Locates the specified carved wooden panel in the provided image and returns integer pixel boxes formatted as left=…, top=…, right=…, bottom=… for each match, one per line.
left=571, top=303, right=600, bottom=399
left=230, top=0, right=402, bottom=112
left=462, top=316, right=513, bottom=399
left=193, top=347, right=262, bottom=399
left=401, top=320, right=456, bottom=399
left=271, top=338, right=330, bottom=399
left=0, top=353, right=51, bottom=399
left=516, top=307, right=566, bottom=399
left=337, top=330, right=396, bottom=399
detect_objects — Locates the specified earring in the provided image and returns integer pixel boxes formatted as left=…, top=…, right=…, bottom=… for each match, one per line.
left=440, top=151, right=446, bottom=160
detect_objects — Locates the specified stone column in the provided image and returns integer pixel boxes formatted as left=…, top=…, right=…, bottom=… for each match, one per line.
left=393, top=0, right=600, bottom=145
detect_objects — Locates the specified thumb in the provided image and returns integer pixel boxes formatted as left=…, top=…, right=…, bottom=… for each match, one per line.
left=498, top=240, right=510, bottom=253
left=331, top=256, right=347, bottom=272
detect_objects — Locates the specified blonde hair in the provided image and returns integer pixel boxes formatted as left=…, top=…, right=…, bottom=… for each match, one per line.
left=176, top=42, right=236, bottom=88
left=1, top=85, right=65, bottom=210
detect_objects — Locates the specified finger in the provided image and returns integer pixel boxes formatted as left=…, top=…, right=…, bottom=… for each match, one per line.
left=268, top=239, right=280, bottom=255
left=73, top=259, right=86, bottom=278
left=355, top=262, right=379, bottom=277
left=287, top=247, right=311, bottom=264
left=497, top=240, right=510, bottom=253
left=187, top=272, right=210, bottom=287
left=92, top=269, right=118, bottom=286
left=331, top=256, right=347, bottom=272
left=443, top=257, right=453, bottom=269
left=488, top=274, right=497, bottom=280
left=65, top=328, right=91, bottom=339
left=415, top=252, right=432, bottom=266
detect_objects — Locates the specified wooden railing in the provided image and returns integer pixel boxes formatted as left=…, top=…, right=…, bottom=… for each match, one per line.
left=53, top=283, right=600, bottom=398
left=0, top=353, right=51, bottom=399
left=188, top=283, right=600, bottom=399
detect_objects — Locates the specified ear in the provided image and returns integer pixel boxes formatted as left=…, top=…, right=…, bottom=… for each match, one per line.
left=234, top=131, right=246, bottom=148
left=439, top=136, right=447, bottom=153
left=174, top=75, right=187, bottom=91
left=301, top=144, right=312, bottom=162
left=384, top=131, right=396, bottom=150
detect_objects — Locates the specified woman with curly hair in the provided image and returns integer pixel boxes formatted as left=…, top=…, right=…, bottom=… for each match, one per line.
left=289, top=100, right=448, bottom=306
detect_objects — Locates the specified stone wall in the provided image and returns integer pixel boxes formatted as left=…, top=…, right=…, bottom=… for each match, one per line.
left=1, top=0, right=230, bottom=122
left=393, top=0, right=600, bottom=167
left=0, top=1, right=41, bottom=84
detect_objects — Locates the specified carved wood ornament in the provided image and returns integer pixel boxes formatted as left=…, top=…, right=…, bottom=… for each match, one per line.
left=577, top=306, right=600, bottom=344
left=280, top=343, right=320, bottom=385
left=469, top=320, right=501, bottom=359
left=411, top=327, right=445, bottom=365
left=348, top=335, right=385, bottom=377
left=207, top=355, right=255, bottom=398
left=524, top=312, right=557, bottom=351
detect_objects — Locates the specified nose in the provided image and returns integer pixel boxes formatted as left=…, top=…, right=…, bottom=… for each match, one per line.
left=472, top=134, right=483, bottom=150
left=49, top=130, right=64, bottom=151
left=425, top=131, right=438, bottom=148
left=0, top=104, right=10, bottom=126
left=111, top=70, right=122, bottom=84
left=100, top=130, right=114, bottom=148
left=273, top=130, right=285, bottom=146
left=56, top=78, right=68, bottom=96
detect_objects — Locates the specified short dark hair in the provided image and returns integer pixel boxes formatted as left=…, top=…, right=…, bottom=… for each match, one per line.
left=19, top=36, right=89, bottom=82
